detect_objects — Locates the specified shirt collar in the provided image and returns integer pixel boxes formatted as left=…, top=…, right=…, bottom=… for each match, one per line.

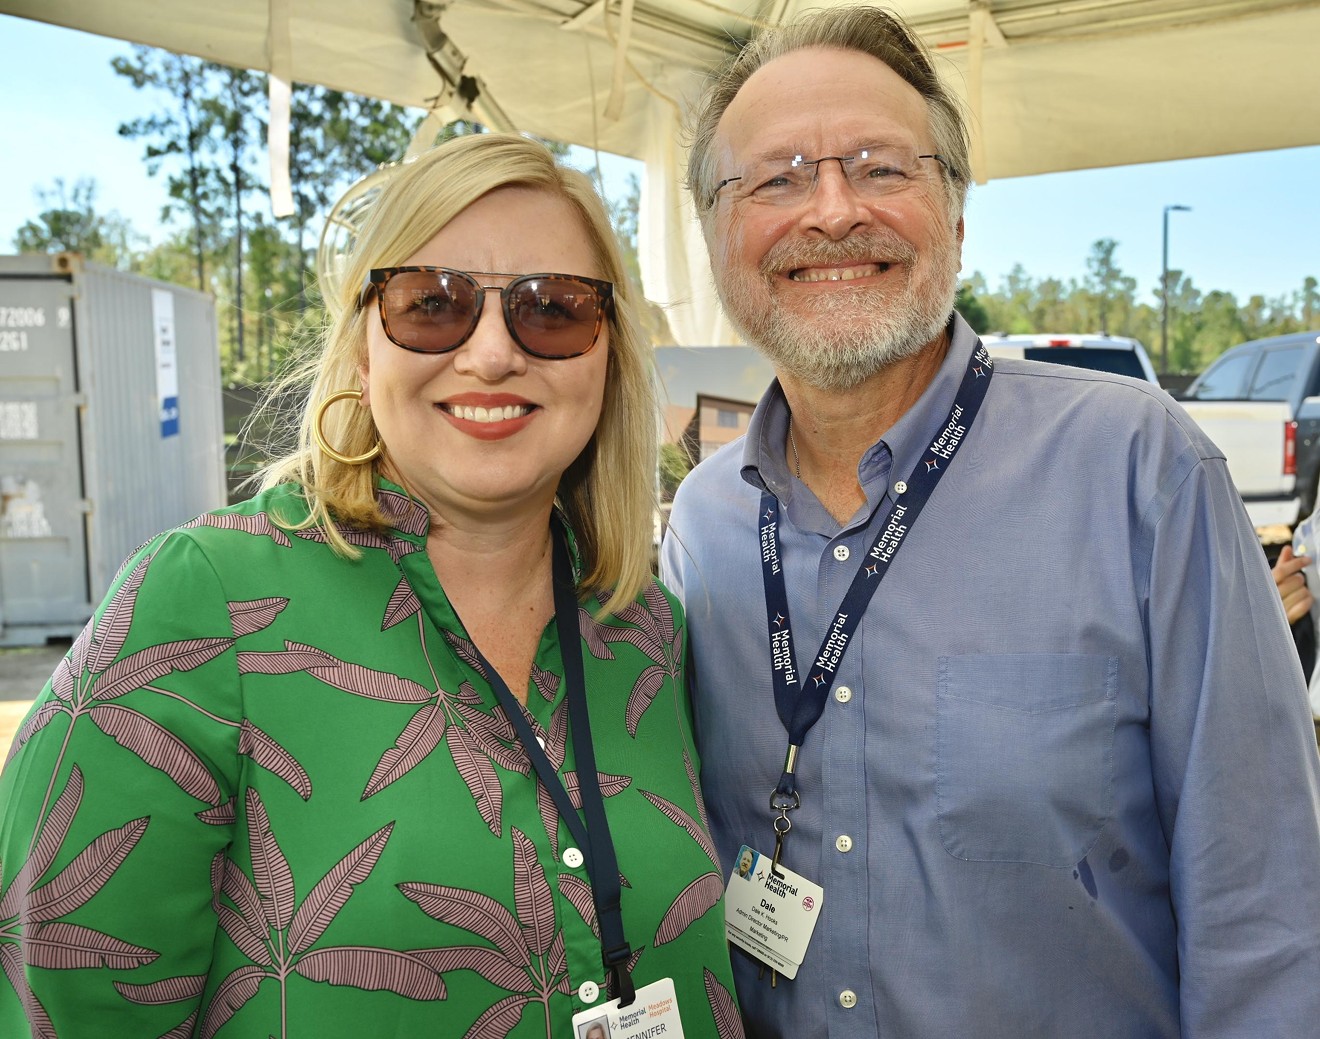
left=372, top=476, right=584, bottom=583
left=375, top=477, right=430, bottom=541
left=740, top=312, right=979, bottom=500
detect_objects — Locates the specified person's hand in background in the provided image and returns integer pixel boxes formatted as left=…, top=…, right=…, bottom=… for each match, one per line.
left=1273, top=544, right=1314, bottom=624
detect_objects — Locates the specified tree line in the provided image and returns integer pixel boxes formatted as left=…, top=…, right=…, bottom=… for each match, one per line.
left=15, top=47, right=429, bottom=382
left=956, top=239, right=1318, bottom=375
left=10, top=48, right=1318, bottom=382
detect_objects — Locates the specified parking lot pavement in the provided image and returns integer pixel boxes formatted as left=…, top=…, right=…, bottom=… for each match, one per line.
left=0, top=640, right=68, bottom=752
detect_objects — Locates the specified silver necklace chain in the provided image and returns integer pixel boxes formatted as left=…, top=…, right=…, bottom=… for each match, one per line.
left=788, top=413, right=802, bottom=479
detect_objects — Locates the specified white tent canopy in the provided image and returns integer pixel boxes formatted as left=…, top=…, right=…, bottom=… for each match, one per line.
left=6, top=0, right=1318, bottom=343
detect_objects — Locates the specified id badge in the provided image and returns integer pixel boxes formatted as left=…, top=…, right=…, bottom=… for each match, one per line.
left=723, top=844, right=824, bottom=979
left=570, top=977, right=684, bottom=1038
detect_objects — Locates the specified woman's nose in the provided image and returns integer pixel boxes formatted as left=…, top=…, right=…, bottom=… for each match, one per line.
left=451, top=294, right=528, bottom=380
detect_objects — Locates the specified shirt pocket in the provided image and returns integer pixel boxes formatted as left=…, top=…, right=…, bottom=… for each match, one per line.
left=936, top=653, right=1118, bottom=867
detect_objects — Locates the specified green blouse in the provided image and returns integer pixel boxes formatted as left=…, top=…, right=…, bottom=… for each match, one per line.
left=0, top=482, right=742, bottom=1038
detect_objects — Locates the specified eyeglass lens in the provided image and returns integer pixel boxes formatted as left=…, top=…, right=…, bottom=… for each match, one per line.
left=721, top=146, right=942, bottom=205
left=378, top=270, right=605, bottom=358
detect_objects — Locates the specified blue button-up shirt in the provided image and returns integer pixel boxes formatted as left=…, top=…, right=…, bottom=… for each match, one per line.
left=660, top=314, right=1320, bottom=1038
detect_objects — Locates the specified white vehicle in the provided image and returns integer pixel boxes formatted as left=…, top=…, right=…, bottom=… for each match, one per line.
left=1177, top=331, right=1320, bottom=530
left=981, top=332, right=1160, bottom=386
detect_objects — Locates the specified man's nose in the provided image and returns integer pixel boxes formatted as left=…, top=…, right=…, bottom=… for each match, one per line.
left=799, top=158, right=872, bottom=239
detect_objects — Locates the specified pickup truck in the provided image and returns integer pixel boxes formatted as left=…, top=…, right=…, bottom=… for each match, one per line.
left=1177, top=331, right=1320, bottom=529
left=980, top=332, right=1160, bottom=384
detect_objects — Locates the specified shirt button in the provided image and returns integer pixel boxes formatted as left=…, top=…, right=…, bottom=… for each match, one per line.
left=835, top=686, right=852, bottom=703
left=835, top=834, right=853, bottom=853
left=832, top=545, right=850, bottom=561
left=562, top=847, right=584, bottom=868
left=894, top=480, right=908, bottom=495
left=839, top=989, right=858, bottom=1009
left=577, top=980, right=599, bottom=1003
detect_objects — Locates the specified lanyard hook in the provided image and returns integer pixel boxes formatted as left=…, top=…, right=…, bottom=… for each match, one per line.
left=769, top=785, right=799, bottom=878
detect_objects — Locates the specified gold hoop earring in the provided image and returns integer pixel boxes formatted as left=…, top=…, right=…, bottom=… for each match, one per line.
left=313, top=389, right=382, bottom=465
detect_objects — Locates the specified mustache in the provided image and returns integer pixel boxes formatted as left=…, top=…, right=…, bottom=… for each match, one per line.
left=760, top=230, right=919, bottom=275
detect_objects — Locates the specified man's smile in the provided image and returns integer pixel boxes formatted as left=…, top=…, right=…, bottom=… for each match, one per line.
left=788, top=262, right=892, bottom=282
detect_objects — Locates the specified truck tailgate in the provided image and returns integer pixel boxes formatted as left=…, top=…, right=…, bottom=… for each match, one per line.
left=1180, top=401, right=1298, bottom=527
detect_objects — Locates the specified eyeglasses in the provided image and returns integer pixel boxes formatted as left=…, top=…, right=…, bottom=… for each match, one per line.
left=711, top=145, right=952, bottom=207
left=360, top=267, right=614, bottom=359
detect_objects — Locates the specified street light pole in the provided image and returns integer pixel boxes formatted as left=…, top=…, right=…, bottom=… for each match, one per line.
left=1161, top=204, right=1192, bottom=375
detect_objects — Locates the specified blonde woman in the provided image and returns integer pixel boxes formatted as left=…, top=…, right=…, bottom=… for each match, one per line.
left=0, top=134, right=742, bottom=1039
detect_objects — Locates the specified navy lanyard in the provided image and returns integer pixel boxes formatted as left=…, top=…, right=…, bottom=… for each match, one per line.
left=760, top=344, right=994, bottom=845
left=453, top=520, right=636, bottom=1007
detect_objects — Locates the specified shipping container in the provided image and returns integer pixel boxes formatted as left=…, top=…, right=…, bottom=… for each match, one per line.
left=0, top=253, right=225, bottom=646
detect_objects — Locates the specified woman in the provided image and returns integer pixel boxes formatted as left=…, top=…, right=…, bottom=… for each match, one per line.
left=0, top=134, right=742, bottom=1038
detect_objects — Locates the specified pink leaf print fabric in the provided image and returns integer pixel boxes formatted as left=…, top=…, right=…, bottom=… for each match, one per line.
left=114, top=973, right=208, bottom=1004
left=382, top=578, right=422, bottom=629
left=512, top=830, right=556, bottom=957
left=88, top=704, right=223, bottom=803
left=704, top=967, right=743, bottom=1039
left=85, top=555, right=150, bottom=674
left=245, top=788, right=296, bottom=931
left=0, top=482, right=742, bottom=1038
left=465, top=992, right=531, bottom=1039
left=236, top=720, right=312, bottom=800
left=25, top=816, right=151, bottom=922
left=198, top=964, right=267, bottom=1039
left=92, top=638, right=233, bottom=701
left=361, top=702, right=449, bottom=798
left=292, top=946, right=445, bottom=998
left=409, top=946, right=529, bottom=992
left=23, top=922, right=158, bottom=970
left=184, top=511, right=292, bottom=546
left=226, top=597, right=288, bottom=638
left=399, top=883, right=530, bottom=967
left=654, top=874, right=725, bottom=946
left=288, top=823, right=395, bottom=954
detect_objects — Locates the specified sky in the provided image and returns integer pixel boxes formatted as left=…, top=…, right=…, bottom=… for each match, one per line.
left=2, top=13, right=1317, bottom=310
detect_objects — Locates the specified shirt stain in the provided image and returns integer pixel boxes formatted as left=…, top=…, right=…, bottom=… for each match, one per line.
left=1073, top=858, right=1098, bottom=899
left=1108, top=848, right=1130, bottom=872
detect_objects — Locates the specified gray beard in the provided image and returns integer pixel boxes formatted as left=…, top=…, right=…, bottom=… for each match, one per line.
left=717, top=234, right=961, bottom=392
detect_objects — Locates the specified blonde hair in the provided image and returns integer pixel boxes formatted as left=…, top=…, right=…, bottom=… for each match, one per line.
left=686, top=5, right=969, bottom=223
left=261, top=133, right=658, bottom=614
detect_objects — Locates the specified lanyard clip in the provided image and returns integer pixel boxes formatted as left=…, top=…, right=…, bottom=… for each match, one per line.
left=769, top=772, right=800, bottom=879
left=603, top=942, right=636, bottom=1007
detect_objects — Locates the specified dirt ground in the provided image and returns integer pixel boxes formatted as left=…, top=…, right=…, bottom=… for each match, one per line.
left=0, top=639, right=69, bottom=752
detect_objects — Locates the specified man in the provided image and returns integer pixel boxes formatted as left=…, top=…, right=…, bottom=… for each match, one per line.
left=660, top=6, right=1320, bottom=1037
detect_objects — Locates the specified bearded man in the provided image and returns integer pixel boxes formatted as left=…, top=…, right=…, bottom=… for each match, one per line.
left=659, top=7, right=1320, bottom=1038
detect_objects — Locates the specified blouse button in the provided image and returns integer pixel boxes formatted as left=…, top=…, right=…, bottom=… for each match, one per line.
left=578, top=980, right=599, bottom=1003
left=563, top=847, right=584, bottom=869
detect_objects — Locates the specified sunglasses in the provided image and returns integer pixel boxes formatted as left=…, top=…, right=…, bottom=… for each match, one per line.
left=360, top=267, right=614, bottom=359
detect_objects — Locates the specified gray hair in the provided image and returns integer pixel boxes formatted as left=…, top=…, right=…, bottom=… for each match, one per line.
left=686, top=5, right=970, bottom=222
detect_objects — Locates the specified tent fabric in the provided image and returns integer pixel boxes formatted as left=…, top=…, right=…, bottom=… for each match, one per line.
left=6, top=0, right=1317, bottom=344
